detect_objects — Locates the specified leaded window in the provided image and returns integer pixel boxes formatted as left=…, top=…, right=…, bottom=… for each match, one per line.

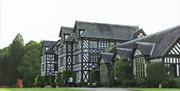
left=137, top=33, right=145, bottom=38
left=45, top=47, right=49, bottom=51
left=60, top=57, right=63, bottom=66
left=90, top=41, right=97, bottom=48
left=64, top=34, right=69, bottom=40
left=73, top=54, right=81, bottom=64
left=109, top=42, right=115, bottom=47
left=63, top=57, right=66, bottom=66
left=79, top=29, right=85, bottom=36
left=99, top=41, right=109, bottom=49
left=133, top=57, right=147, bottom=78
left=89, top=53, right=98, bottom=62
left=133, top=49, right=147, bottom=79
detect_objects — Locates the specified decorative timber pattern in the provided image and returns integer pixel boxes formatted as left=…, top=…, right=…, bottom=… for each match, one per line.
left=133, top=49, right=147, bottom=78
left=106, top=26, right=180, bottom=80
left=41, top=21, right=146, bottom=84
left=41, top=40, right=58, bottom=77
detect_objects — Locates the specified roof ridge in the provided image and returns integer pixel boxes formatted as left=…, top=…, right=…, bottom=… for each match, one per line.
left=75, top=20, right=138, bottom=28
left=146, top=25, right=180, bottom=37
left=161, top=36, right=180, bottom=56
left=61, top=26, right=74, bottom=29
left=43, top=40, right=56, bottom=42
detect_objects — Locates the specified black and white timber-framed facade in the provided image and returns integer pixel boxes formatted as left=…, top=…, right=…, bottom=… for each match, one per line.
left=41, top=21, right=146, bottom=84
left=41, top=40, right=58, bottom=77
left=41, top=21, right=180, bottom=85
left=100, top=26, right=180, bottom=82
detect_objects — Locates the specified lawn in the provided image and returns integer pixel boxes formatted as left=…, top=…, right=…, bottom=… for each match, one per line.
left=0, top=88, right=93, bottom=91
left=131, top=88, right=180, bottom=91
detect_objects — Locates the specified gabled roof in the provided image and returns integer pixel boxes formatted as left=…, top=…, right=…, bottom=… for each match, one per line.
left=43, top=40, right=56, bottom=47
left=59, top=26, right=74, bottom=37
left=53, top=40, right=61, bottom=47
left=66, top=33, right=77, bottom=42
left=101, top=53, right=114, bottom=63
left=136, top=42, right=155, bottom=56
left=116, top=48, right=132, bottom=58
left=75, top=21, right=141, bottom=40
left=117, top=25, right=180, bottom=58
left=45, top=48, right=54, bottom=54
left=43, top=40, right=56, bottom=54
left=130, top=29, right=147, bottom=39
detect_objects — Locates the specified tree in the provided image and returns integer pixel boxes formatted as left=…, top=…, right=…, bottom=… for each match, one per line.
left=113, top=58, right=133, bottom=87
left=0, top=47, right=10, bottom=85
left=8, top=33, right=24, bottom=84
left=113, top=58, right=128, bottom=81
left=17, top=40, right=42, bottom=87
left=146, top=62, right=168, bottom=87
left=0, top=34, right=42, bottom=87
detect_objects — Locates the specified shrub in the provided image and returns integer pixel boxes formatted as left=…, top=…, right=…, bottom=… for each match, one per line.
left=135, top=79, right=147, bottom=87
left=90, top=69, right=100, bottom=83
left=122, top=79, right=136, bottom=87
left=56, top=72, right=62, bottom=87
left=122, top=79, right=131, bottom=87
left=112, top=58, right=134, bottom=87
left=107, top=79, right=116, bottom=87
left=113, top=58, right=128, bottom=81
left=146, top=62, right=168, bottom=87
left=162, top=78, right=180, bottom=88
left=33, top=75, right=45, bottom=87
left=45, top=75, right=55, bottom=86
left=90, top=69, right=100, bottom=87
left=56, top=71, right=76, bottom=87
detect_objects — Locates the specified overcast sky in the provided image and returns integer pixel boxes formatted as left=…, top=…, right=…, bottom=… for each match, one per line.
left=0, top=0, right=180, bottom=48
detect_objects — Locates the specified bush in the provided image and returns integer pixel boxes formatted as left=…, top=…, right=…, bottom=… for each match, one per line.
left=107, top=79, right=116, bottom=87
left=146, top=62, right=168, bottom=87
left=45, top=75, right=56, bottom=87
left=56, top=71, right=76, bottom=87
left=90, top=69, right=100, bottom=83
left=122, top=79, right=136, bottom=87
left=113, top=58, right=128, bottom=81
left=33, top=75, right=44, bottom=87
left=122, top=79, right=131, bottom=87
left=135, top=79, right=147, bottom=87
left=56, top=72, right=62, bottom=86
left=90, top=69, right=100, bottom=87
left=112, top=58, right=134, bottom=87
left=162, top=78, right=180, bottom=88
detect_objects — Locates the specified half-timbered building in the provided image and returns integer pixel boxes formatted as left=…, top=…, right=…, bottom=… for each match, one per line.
left=41, top=40, right=58, bottom=77
left=41, top=21, right=147, bottom=85
left=57, top=26, right=74, bottom=73
left=101, top=25, right=180, bottom=81
left=50, top=21, right=146, bottom=84
left=73, top=21, right=146, bottom=83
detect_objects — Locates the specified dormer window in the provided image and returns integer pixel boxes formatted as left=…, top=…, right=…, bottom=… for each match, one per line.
left=64, top=34, right=69, bottom=39
left=79, top=29, right=85, bottom=36
left=45, top=47, right=49, bottom=51
left=137, top=33, right=144, bottom=38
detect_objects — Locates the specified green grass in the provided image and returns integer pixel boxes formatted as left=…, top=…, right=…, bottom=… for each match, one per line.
left=0, top=88, right=92, bottom=91
left=131, top=88, right=180, bottom=91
